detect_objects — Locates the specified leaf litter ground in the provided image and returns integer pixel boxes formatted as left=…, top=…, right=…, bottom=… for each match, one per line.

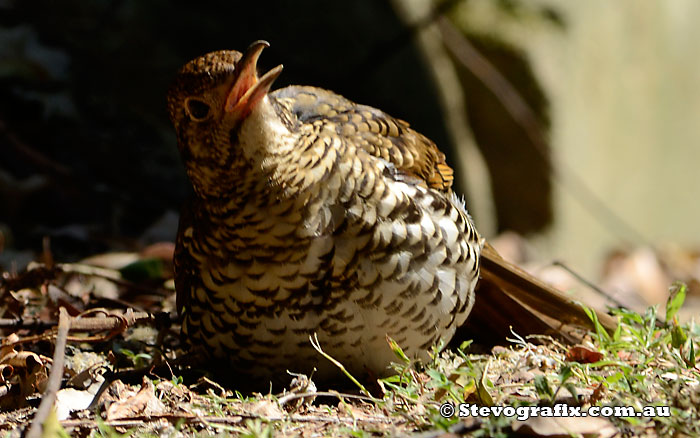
left=0, top=249, right=698, bottom=437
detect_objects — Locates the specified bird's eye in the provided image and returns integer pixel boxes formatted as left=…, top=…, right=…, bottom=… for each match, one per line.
left=185, top=98, right=211, bottom=121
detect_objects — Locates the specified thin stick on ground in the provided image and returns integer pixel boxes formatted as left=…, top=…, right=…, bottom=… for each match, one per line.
left=2, top=309, right=160, bottom=348
left=25, top=307, right=71, bottom=438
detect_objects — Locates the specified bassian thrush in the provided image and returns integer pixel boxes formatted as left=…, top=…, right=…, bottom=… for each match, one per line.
left=167, top=41, right=614, bottom=384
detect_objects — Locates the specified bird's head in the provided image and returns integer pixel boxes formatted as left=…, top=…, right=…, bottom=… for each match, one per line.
left=167, top=41, right=283, bottom=199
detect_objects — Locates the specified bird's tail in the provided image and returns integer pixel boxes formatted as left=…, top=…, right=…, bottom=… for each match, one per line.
left=459, top=242, right=617, bottom=345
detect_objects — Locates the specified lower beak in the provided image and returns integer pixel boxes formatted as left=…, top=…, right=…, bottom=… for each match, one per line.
left=224, top=40, right=283, bottom=120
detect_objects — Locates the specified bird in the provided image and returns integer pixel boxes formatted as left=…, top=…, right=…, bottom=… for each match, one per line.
left=166, top=41, right=615, bottom=385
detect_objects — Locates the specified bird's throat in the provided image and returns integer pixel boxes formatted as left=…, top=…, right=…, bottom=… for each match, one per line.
left=237, top=96, right=298, bottom=175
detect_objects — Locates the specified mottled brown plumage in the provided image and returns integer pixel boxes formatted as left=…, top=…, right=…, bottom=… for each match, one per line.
left=167, top=41, right=615, bottom=385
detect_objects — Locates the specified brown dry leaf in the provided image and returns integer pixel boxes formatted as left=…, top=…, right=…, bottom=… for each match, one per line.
left=0, top=364, right=13, bottom=384
left=586, top=383, right=605, bottom=406
left=1, top=348, right=45, bottom=375
left=250, top=397, right=284, bottom=418
left=105, top=376, right=166, bottom=420
left=512, top=415, right=617, bottom=437
left=566, top=346, right=604, bottom=364
left=93, top=378, right=125, bottom=412
left=47, top=284, right=85, bottom=314
left=0, top=333, right=20, bottom=355
left=0, top=335, right=48, bottom=408
left=63, top=274, right=119, bottom=301
left=155, top=379, right=193, bottom=407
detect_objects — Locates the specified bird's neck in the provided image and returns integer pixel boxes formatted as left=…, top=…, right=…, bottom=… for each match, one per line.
left=235, top=95, right=312, bottom=197
left=238, top=95, right=296, bottom=165
left=195, top=97, right=305, bottom=218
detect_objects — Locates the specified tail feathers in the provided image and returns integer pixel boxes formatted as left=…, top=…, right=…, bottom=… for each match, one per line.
left=458, top=242, right=617, bottom=346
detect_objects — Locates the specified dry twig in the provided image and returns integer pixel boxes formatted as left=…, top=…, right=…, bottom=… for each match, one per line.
left=25, top=307, right=70, bottom=438
left=2, top=309, right=157, bottom=347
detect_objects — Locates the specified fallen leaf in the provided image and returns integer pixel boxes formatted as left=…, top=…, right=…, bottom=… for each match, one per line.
left=566, top=346, right=604, bottom=364
left=250, top=397, right=283, bottom=418
left=105, top=376, right=166, bottom=420
left=55, top=388, right=94, bottom=420
left=587, top=383, right=605, bottom=405
left=513, top=415, right=617, bottom=437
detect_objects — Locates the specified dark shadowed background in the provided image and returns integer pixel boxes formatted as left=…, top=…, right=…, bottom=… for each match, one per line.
left=0, top=0, right=558, bottom=266
left=2, top=0, right=700, bottom=336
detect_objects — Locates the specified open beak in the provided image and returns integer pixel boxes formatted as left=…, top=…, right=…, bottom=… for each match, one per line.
left=224, top=40, right=283, bottom=120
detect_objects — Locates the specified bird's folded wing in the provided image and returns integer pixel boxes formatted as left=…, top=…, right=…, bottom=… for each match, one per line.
left=273, top=85, right=453, bottom=191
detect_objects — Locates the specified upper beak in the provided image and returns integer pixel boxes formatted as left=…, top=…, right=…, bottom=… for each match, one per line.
left=224, top=40, right=283, bottom=119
